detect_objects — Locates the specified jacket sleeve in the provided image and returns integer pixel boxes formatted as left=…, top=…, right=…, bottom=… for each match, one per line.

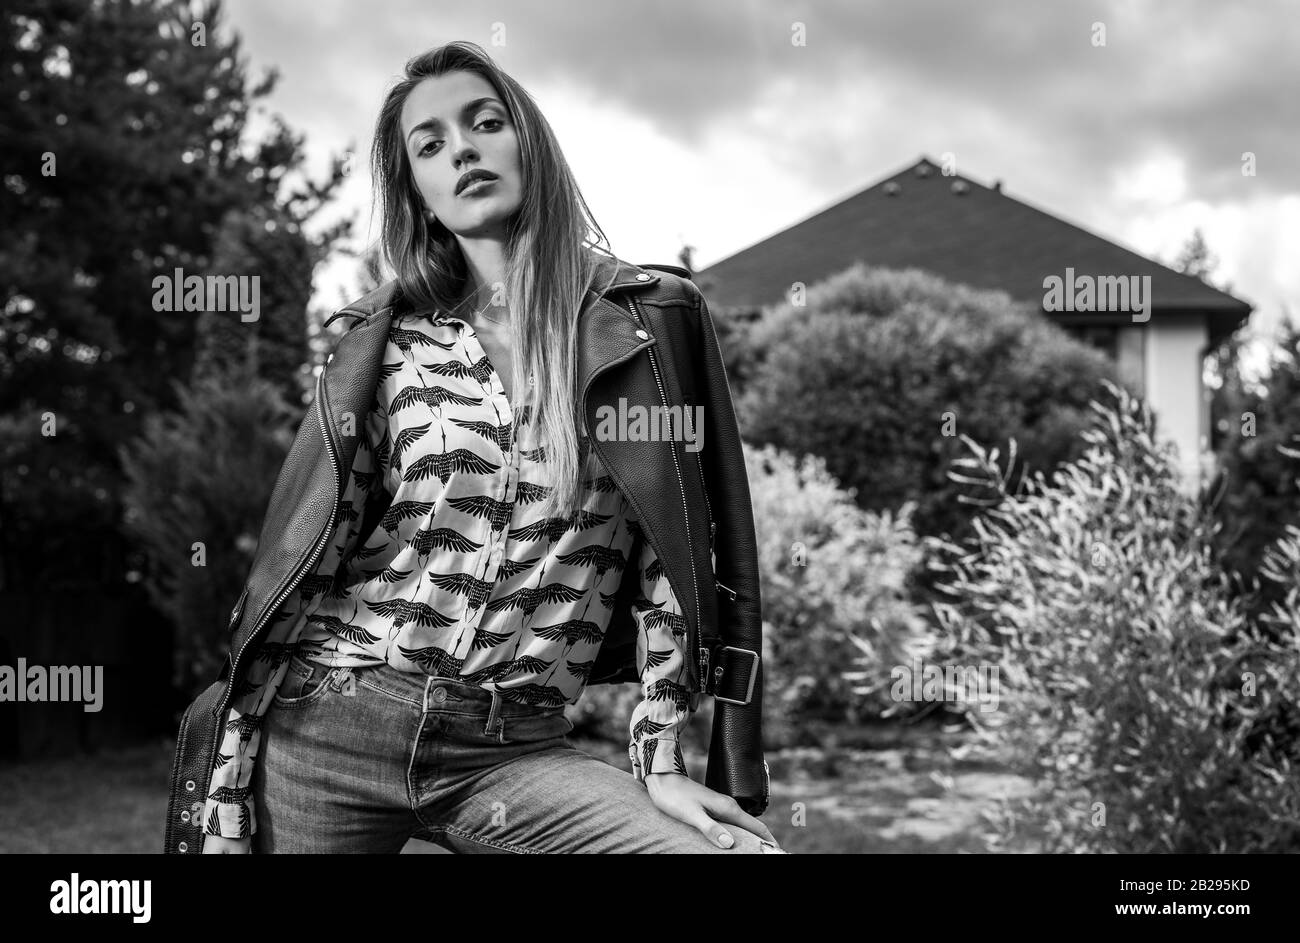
left=626, top=515, right=694, bottom=783
left=684, top=278, right=769, bottom=813
left=201, top=403, right=386, bottom=840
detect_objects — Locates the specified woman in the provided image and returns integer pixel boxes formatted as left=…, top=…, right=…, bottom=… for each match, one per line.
left=200, top=41, right=780, bottom=854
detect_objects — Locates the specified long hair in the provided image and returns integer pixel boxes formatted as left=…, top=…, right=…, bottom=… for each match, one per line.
left=370, top=41, right=619, bottom=520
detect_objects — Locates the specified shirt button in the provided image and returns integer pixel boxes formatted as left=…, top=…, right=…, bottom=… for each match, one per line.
left=634, top=329, right=649, bottom=340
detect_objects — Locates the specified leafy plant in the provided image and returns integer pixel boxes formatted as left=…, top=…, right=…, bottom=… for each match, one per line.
left=745, top=442, right=935, bottom=744
left=925, top=380, right=1300, bottom=852
left=736, top=265, right=1120, bottom=545
left=118, top=361, right=301, bottom=693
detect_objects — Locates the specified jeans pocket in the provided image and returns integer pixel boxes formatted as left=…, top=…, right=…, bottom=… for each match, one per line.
left=272, top=656, right=336, bottom=709
left=500, top=707, right=571, bottom=745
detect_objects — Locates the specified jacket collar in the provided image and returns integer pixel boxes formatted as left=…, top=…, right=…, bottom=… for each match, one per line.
left=319, top=248, right=665, bottom=430
left=323, top=247, right=661, bottom=330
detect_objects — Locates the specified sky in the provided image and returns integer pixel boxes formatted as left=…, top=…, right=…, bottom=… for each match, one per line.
left=222, top=0, right=1300, bottom=365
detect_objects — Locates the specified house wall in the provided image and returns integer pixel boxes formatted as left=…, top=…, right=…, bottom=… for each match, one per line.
left=1142, top=312, right=1210, bottom=496
left=1116, top=325, right=1145, bottom=394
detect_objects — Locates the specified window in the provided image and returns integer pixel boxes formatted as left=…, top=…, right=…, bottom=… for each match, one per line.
left=1066, top=323, right=1119, bottom=361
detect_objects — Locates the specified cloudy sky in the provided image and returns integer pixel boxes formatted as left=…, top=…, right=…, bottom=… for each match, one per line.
left=225, top=0, right=1299, bottom=355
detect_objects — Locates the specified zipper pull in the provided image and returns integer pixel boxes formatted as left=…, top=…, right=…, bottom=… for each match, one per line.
left=709, top=520, right=716, bottom=552
left=716, top=578, right=737, bottom=601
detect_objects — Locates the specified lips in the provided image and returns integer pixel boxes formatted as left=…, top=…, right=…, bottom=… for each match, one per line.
left=456, top=170, right=498, bottom=195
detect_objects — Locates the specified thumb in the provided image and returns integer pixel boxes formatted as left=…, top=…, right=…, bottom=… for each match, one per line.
left=690, top=812, right=735, bottom=849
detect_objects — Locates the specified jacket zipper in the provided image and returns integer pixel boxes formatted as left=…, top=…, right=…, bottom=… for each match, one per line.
left=625, top=294, right=705, bottom=696
left=217, top=366, right=343, bottom=718
left=690, top=424, right=736, bottom=603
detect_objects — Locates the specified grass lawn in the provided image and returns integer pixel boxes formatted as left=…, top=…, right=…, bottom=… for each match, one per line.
left=0, top=723, right=1037, bottom=853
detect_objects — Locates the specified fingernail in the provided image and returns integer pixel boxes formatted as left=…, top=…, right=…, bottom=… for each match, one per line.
left=716, top=833, right=734, bottom=848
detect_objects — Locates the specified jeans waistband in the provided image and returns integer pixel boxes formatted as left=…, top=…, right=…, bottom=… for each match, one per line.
left=293, top=650, right=562, bottom=719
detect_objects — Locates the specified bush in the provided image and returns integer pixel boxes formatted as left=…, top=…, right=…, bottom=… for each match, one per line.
left=925, top=380, right=1300, bottom=852
left=119, top=362, right=303, bottom=694
left=576, top=441, right=935, bottom=752
left=745, top=442, right=935, bottom=745
left=1208, top=316, right=1300, bottom=621
left=736, top=265, right=1120, bottom=543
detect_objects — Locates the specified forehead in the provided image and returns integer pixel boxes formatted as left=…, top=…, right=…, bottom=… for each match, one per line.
left=400, top=71, right=500, bottom=134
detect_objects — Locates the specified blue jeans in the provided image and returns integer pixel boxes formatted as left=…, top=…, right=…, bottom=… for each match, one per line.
left=251, top=652, right=784, bottom=854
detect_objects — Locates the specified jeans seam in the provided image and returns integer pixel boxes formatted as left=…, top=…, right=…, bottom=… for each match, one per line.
left=484, top=690, right=504, bottom=742
left=272, top=667, right=337, bottom=709
left=441, top=823, right=539, bottom=855
left=355, top=674, right=424, bottom=709
left=408, top=709, right=436, bottom=830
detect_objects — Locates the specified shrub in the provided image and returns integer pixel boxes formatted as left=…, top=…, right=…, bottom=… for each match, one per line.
left=119, top=362, right=303, bottom=694
left=925, top=380, right=1300, bottom=853
left=1208, top=316, right=1300, bottom=621
left=577, top=441, right=935, bottom=752
left=736, top=265, right=1120, bottom=544
left=745, top=442, right=935, bottom=745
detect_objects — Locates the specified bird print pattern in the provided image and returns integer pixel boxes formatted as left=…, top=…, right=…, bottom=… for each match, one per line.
left=203, top=309, right=693, bottom=839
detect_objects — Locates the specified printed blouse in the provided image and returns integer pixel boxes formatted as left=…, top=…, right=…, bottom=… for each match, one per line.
left=202, top=309, right=693, bottom=839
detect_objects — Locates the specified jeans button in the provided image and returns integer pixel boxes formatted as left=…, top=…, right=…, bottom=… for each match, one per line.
left=431, top=686, right=447, bottom=703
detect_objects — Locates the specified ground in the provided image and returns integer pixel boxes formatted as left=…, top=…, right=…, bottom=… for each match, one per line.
left=0, top=723, right=1039, bottom=853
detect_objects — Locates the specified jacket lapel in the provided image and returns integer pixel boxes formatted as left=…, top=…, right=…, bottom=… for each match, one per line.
left=323, top=252, right=665, bottom=470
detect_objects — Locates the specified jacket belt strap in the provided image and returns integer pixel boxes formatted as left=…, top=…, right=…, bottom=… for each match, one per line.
left=704, top=644, right=759, bottom=706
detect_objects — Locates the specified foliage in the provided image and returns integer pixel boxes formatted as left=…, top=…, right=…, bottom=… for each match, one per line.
left=119, top=361, right=301, bottom=691
left=735, top=265, right=1120, bottom=545
left=744, top=442, right=935, bottom=744
left=574, top=440, right=934, bottom=751
left=1207, top=315, right=1300, bottom=622
left=0, top=0, right=350, bottom=590
left=925, top=380, right=1300, bottom=852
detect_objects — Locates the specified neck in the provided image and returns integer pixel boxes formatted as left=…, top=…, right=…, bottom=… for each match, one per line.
left=455, top=235, right=509, bottom=324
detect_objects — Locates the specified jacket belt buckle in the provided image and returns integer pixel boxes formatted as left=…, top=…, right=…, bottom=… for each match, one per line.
left=709, top=645, right=759, bottom=706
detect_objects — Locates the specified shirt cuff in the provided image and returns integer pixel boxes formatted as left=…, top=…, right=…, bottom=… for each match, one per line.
left=201, top=788, right=256, bottom=840
left=628, top=734, right=689, bottom=783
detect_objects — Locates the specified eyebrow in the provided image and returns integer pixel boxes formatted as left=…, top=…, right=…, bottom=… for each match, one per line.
left=405, top=97, right=503, bottom=144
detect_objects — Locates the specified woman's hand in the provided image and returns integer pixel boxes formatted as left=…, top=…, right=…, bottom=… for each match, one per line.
left=202, top=835, right=252, bottom=854
left=645, top=772, right=779, bottom=849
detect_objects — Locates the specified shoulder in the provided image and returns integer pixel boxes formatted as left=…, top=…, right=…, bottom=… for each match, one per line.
left=324, top=279, right=405, bottom=332
left=632, top=264, right=709, bottom=324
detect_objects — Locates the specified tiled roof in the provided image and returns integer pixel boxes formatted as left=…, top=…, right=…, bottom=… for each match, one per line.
left=695, top=156, right=1251, bottom=341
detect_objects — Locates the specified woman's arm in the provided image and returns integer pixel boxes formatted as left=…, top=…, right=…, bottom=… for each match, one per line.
left=626, top=522, right=693, bottom=782
left=201, top=403, right=388, bottom=846
left=684, top=279, right=768, bottom=813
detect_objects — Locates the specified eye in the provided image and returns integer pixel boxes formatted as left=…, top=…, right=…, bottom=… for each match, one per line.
left=414, top=118, right=504, bottom=158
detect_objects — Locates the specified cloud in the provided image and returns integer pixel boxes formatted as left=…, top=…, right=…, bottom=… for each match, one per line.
left=224, top=0, right=1298, bottom=334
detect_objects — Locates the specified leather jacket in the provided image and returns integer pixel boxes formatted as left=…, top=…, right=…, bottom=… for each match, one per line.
left=164, top=248, right=767, bottom=853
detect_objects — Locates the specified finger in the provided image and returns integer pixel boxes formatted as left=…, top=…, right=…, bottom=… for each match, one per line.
left=703, top=796, right=778, bottom=844
left=688, top=809, right=737, bottom=849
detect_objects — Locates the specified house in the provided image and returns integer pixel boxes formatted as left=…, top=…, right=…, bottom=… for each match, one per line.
left=693, top=156, right=1252, bottom=495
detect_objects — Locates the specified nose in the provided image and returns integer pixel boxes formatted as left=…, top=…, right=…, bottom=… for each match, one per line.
left=452, top=138, right=480, bottom=171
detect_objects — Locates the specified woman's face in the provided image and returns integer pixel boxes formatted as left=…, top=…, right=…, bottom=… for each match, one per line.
left=400, top=70, right=523, bottom=239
